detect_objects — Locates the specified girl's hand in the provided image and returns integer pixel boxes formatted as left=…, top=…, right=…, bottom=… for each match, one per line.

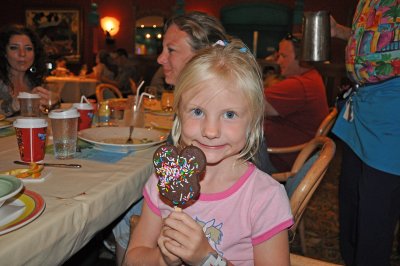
left=162, top=211, right=215, bottom=265
left=32, top=86, right=50, bottom=107
left=157, top=230, right=182, bottom=266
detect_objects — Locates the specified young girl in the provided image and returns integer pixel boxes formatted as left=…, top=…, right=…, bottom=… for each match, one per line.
left=123, top=39, right=293, bottom=266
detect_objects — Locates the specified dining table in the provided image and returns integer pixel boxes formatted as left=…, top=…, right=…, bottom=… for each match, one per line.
left=0, top=108, right=173, bottom=265
left=45, top=76, right=98, bottom=103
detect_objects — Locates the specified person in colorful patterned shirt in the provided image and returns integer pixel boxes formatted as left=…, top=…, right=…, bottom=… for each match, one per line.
left=331, top=1, right=400, bottom=265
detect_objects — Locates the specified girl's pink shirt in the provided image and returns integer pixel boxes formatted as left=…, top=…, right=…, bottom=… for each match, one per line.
left=143, top=163, right=293, bottom=265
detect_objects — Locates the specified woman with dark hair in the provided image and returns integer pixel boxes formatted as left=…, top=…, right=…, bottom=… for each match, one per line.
left=0, top=24, right=49, bottom=116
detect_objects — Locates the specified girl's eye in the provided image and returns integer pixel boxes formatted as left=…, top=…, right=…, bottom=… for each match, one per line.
left=25, top=46, right=33, bottom=51
left=224, top=111, right=236, bottom=119
left=8, top=45, right=18, bottom=50
left=191, top=108, right=203, bottom=117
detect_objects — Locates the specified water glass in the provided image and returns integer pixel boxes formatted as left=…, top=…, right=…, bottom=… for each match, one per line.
left=48, top=108, right=80, bottom=159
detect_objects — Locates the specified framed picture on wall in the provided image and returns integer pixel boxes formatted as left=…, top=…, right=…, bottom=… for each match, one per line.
left=26, top=9, right=80, bottom=62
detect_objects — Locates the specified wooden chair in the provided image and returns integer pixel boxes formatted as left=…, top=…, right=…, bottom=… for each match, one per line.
left=129, top=78, right=137, bottom=95
left=272, top=136, right=336, bottom=254
left=267, top=107, right=338, bottom=154
left=95, top=83, right=123, bottom=102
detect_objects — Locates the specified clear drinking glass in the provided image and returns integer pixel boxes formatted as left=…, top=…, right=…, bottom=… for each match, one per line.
left=42, top=83, right=61, bottom=114
left=48, top=109, right=80, bottom=159
left=161, top=90, right=174, bottom=112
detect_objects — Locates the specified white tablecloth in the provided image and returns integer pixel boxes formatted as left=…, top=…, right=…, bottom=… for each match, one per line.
left=0, top=132, right=156, bottom=265
left=45, top=76, right=98, bottom=103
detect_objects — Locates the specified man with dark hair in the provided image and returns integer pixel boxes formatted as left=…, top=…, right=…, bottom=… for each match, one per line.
left=113, top=48, right=137, bottom=96
left=264, top=33, right=329, bottom=172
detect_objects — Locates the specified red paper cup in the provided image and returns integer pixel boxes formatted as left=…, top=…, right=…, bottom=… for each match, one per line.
left=72, top=103, right=94, bottom=131
left=87, top=99, right=97, bottom=113
left=13, top=118, right=48, bottom=162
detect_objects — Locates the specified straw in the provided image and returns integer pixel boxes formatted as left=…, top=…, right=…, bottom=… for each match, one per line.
left=135, top=92, right=155, bottom=112
left=80, top=95, right=91, bottom=104
left=134, top=80, right=145, bottom=108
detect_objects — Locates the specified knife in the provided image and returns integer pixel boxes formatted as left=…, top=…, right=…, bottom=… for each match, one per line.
left=14, top=161, right=82, bottom=168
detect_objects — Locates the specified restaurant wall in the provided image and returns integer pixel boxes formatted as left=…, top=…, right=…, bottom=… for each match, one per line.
left=0, top=0, right=356, bottom=68
left=0, top=0, right=94, bottom=73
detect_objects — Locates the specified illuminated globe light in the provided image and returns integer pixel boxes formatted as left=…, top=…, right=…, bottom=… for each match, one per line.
left=100, top=17, right=120, bottom=37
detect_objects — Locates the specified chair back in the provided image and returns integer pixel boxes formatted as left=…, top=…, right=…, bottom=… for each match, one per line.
left=286, top=136, right=336, bottom=234
left=96, top=83, right=123, bottom=102
left=129, top=78, right=137, bottom=95
left=315, top=107, right=338, bottom=137
left=267, top=107, right=338, bottom=154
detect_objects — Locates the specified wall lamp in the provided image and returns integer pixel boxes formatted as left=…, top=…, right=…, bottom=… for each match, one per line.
left=100, top=16, right=120, bottom=44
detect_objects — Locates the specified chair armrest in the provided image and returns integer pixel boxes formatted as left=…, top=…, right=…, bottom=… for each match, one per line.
left=267, top=143, right=306, bottom=154
left=271, top=171, right=294, bottom=182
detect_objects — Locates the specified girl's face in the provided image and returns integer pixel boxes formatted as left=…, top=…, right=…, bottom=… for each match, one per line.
left=179, top=79, right=251, bottom=165
left=6, top=34, right=35, bottom=74
left=157, top=24, right=196, bottom=85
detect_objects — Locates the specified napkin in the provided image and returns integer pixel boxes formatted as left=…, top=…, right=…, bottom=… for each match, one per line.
left=0, top=204, right=25, bottom=226
left=76, top=147, right=132, bottom=163
left=46, top=140, right=131, bottom=163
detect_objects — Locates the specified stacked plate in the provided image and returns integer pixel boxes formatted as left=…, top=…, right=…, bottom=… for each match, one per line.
left=0, top=114, right=12, bottom=129
left=0, top=175, right=45, bottom=235
left=0, top=175, right=23, bottom=208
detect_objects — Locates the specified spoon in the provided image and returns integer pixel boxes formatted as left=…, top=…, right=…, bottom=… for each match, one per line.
left=126, top=126, right=134, bottom=144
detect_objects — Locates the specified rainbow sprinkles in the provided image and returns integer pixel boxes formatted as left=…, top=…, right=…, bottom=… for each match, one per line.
left=153, top=144, right=206, bottom=209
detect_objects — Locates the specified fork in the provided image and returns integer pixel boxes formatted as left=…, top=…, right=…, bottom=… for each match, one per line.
left=126, top=125, right=134, bottom=144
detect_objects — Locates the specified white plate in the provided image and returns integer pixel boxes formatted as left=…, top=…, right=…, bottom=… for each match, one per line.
left=0, top=120, right=12, bottom=129
left=78, top=127, right=168, bottom=153
left=19, top=169, right=51, bottom=184
left=0, top=175, right=23, bottom=208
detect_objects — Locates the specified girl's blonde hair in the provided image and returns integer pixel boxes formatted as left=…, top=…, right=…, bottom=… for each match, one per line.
left=172, top=38, right=265, bottom=163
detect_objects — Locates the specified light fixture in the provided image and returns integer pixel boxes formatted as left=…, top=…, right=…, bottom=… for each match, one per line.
left=100, top=16, right=120, bottom=44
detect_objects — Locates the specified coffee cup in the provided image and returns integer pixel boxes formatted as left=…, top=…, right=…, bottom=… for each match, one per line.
left=72, top=103, right=94, bottom=131
left=17, top=92, right=41, bottom=117
left=48, top=108, right=80, bottom=159
left=13, top=118, right=48, bottom=162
